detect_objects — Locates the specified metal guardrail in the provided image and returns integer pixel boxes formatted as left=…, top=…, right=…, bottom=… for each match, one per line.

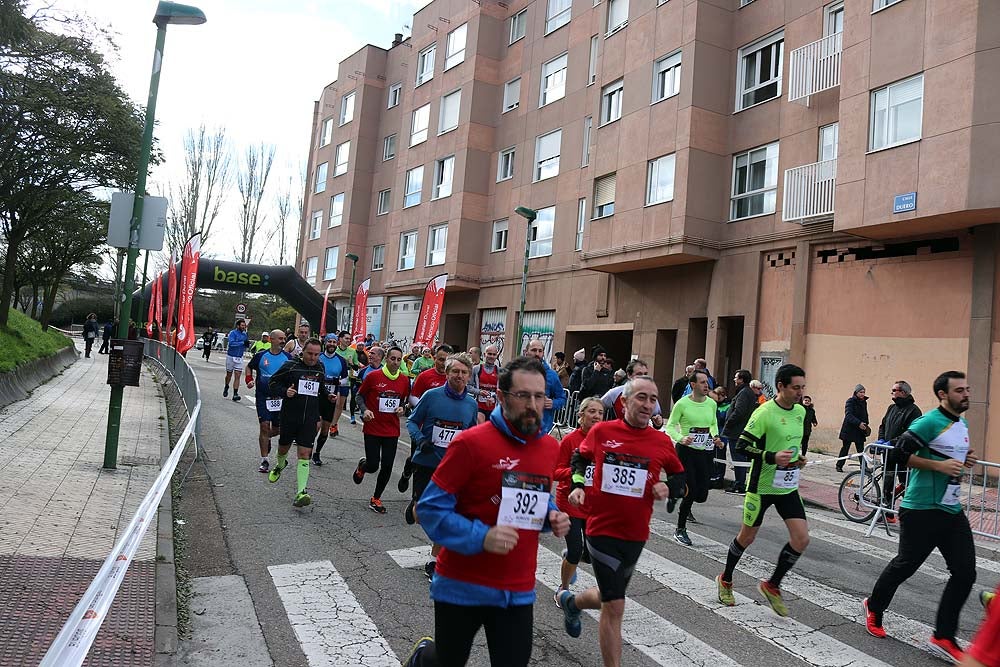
left=788, top=31, right=842, bottom=103
left=40, top=339, right=202, bottom=667
left=782, top=158, right=837, bottom=222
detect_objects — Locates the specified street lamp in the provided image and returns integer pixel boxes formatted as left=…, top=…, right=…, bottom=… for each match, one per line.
left=104, top=1, right=206, bottom=470
left=345, top=253, right=360, bottom=334
left=514, top=206, right=536, bottom=355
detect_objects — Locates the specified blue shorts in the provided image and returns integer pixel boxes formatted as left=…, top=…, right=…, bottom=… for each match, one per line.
left=337, top=385, right=351, bottom=397
left=255, top=393, right=280, bottom=424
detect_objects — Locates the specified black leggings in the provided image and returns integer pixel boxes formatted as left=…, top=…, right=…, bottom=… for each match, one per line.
left=363, top=434, right=398, bottom=499
left=837, top=439, right=864, bottom=468
left=677, top=446, right=712, bottom=530
left=801, top=431, right=811, bottom=457
left=868, top=508, right=976, bottom=640
left=564, top=517, right=587, bottom=565
left=415, top=601, right=533, bottom=666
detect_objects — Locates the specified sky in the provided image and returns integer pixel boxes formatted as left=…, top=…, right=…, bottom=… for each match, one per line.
left=46, top=0, right=429, bottom=271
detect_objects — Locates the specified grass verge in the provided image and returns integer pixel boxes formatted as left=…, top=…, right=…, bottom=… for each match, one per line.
left=0, top=309, right=73, bottom=373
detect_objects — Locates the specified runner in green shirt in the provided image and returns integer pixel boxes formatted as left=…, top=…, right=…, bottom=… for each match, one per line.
left=716, top=363, right=809, bottom=617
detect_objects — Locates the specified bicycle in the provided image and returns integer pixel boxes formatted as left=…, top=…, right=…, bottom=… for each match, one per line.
left=837, top=450, right=905, bottom=523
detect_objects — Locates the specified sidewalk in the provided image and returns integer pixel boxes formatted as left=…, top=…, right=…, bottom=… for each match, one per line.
left=0, top=340, right=166, bottom=666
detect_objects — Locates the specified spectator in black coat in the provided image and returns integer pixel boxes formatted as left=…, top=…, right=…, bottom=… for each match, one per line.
left=568, top=349, right=587, bottom=395
left=801, top=396, right=818, bottom=456
left=99, top=320, right=114, bottom=354
left=878, top=380, right=922, bottom=520
left=837, top=384, right=870, bottom=472
left=579, top=345, right=613, bottom=398
left=83, top=313, right=100, bottom=358
left=670, top=365, right=695, bottom=404
left=722, top=369, right=755, bottom=493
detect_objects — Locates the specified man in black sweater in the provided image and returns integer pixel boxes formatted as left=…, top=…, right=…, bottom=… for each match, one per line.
left=877, top=380, right=922, bottom=522
left=722, top=369, right=756, bottom=494
left=579, top=345, right=614, bottom=398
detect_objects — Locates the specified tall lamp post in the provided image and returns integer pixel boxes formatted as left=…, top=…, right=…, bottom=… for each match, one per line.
left=514, top=206, right=536, bottom=355
left=345, top=253, right=360, bottom=333
left=103, top=1, right=206, bottom=470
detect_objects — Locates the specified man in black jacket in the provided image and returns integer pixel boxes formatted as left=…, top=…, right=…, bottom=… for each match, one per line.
left=722, top=369, right=756, bottom=494
left=837, top=384, right=870, bottom=472
left=671, top=365, right=695, bottom=405
left=568, top=349, right=587, bottom=395
left=579, top=345, right=614, bottom=398
left=266, top=338, right=335, bottom=507
left=878, top=380, right=922, bottom=521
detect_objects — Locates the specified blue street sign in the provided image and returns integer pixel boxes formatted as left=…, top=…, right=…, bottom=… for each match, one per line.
left=893, top=192, right=917, bottom=214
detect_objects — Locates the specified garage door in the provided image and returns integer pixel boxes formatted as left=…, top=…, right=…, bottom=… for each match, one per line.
left=385, top=297, right=421, bottom=349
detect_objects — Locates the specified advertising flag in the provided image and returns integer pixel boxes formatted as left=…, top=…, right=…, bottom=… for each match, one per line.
left=154, top=273, right=163, bottom=337
left=413, top=274, right=448, bottom=348
left=319, top=283, right=332, bottom=338
left=166, top=252, right=178, bottom=346
left=351, top=278, right=370, bottom=345
left=175, top=234, right=201, bottom=354
left=146, top=279, right=155, bottom=336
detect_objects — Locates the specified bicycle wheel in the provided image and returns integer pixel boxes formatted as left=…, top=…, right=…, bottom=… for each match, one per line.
left=838, top=470, right=881, bottom=523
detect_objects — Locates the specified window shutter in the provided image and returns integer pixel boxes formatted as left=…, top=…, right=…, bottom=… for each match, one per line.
left=594, top=174, right=617, bottom=206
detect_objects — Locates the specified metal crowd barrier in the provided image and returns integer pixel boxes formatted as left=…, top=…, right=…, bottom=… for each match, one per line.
left=551, top=388, right=578, bottom=435
left=963, top=458, right=1000, bottom=541
left=39, top=340, right=203, bottom=667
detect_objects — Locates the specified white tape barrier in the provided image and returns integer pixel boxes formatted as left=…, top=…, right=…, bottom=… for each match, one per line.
left=39, top=402, right=201, bottom=667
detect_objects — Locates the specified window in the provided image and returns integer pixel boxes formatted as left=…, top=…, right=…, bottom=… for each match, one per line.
left=546, top=0, right=571, bottom=34
left=404, top=166, right=424, bottom=207
left=439, top=90, right=461, bottom=134
left=652, top=51, right=681, bottom=103
left=607, top=0, right=628, bottom=34
left=600, top=79, right=623, bottom=124
left=433, top=156, right=455, bottom=199
left=445, top=24, right=467, bottom=70
left=314, top=162, right=327, bottom=193
left=534, top=129, right=562, bottom=181
left=529, top=206, right=554, bottom=258
left=737, top=31, right=783, bottom=111
left=339, top=91, right=355, bottom=125
left=411, top=104, right=430, bottom=146
left=819, top=122, right=839, bottom=161
left=377, top=189, right=391, bottom=215
left=498, top=147, right=515, bottom=181
left=309, top=210, right=322, bottom=239
left=873, top=0, right=903, bottom=11
left=399, top=231, right=417, bottom=270
left=540, top=53, right=568, bottom=107
left=588, top=36, right=599, bottom=85
left=503, top=77, right=521, bottom=112
left=593, top=173, right=616, bottom=218
left=334, top=141, right=350, bottom=176
left=320, top=118, right=333, bottom=147
left=305, top=256, right=318, bottom=282
left=582, top=116, right=592, bottom=166
left=510, top=8, right=527, bottom=44
left=825, top=1, right=844, bottom=35
left=491, top=218, right=509, bottom=252
left=329, top=192, right=344, bottom=227
left=576, top=198, right=586, bottom=250
left=416, top=44, right=436, bottom=86
left=870, top=74, right=923, bottom=151
left=646, top=154, right=676, bottom=205
left=387, top=82, right=402, bottom=108
left=731, top=142, right=779, bottom=220
left=427, top=224, right=448, bottom=266
left=372, top=244, right=385, bottom=271
left=324, top=247, right=339, bottom=281
left=383, top=134, right=397, bottom=161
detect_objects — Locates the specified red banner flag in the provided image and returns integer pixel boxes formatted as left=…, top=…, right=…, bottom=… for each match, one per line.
left=319, top=283, right=332, bottom=338
left=413, top=274, right=447, bottom=348
left=351, top=278, right=370, bottom=345
left=146, top=278, right=155, bottom=336
left=154, top=273, right=163, bottom=338
left=175, top=235, right=200, bottom=354
left=166, top=252, right=178, bottom=346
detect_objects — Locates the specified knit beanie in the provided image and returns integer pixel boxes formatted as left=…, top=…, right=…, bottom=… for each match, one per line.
left=854, top=384, right=865, bottom=394
left=574, top=349, right=585, bottom=362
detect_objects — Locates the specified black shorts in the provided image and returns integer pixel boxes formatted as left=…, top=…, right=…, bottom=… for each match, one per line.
left=278, top=421, right=318, bottom=449
left=412, top=463, right=435, bottom=502
left=742, top=490, right=807, bottom=527
left=319, top=395, right=335, bottom=422
left=586, top=534, right=645, bottom=602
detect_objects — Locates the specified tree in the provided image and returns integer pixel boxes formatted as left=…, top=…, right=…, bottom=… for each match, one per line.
left=164, top=124, right=231, bottom=256
left=235, top=142, right=276, bottom=264
left=274, top=177, right=293, bottom=266
left=0, top=5, right=145, bottom=326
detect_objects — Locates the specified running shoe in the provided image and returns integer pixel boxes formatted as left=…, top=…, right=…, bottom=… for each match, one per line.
left=885, top=514, right=897, bottom=524
left=232, top=392, right=241, bottom=402
left=404, top=637, right=434, bottom=667
left=558, top=590, right=582, bottom=638
left=350, top=416, right=356, bottom=425
left=398, top=458, right=414, bottom=493
left=352, top=458, right=366, bottom=485
left=267, top=459, right=288, bottom=483
left=666, top=497, right=678, bottom=513
left=981, top=589, right=996, bottom=610
left=311, top=453, right=323, bottom=466
left=674, top=529, right=693, bottom=547
left=369, top=497, right=387, bottom=514
left=423, top=560, right=435, bottom=582
left=223, top=385, right=229, bottom=397
left=862, top=598, right=886, bottom=638
left=404, top=501, right=416, bottom=525
left=758, top=580, right=788, bottom=617
left=560, top=549, right=578, bottom=584
left=716, top=575, right=735, bottom=607
left=329, top=424, right=339, bottom=437
left=293, top=491, right=311, bottom=508
left=553, top=589, right=565, bottom=608
left=927, top=636, right=964, bottom=664
left=258, top=460, right=269, bottom=474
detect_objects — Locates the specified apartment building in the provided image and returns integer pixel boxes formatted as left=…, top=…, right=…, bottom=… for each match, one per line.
left=298, top=0, right=1000, bottom=455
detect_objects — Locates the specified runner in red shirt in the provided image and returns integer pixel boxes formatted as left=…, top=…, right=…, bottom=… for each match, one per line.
left=963, top=586, right=1000, bottom=667
left=599, top=359, right=664, bottom=428
left=559, top=376, right=686, bottom=665
left=553, top=396, right=603, bottom=604
left=353, top=345, right=410, bottom=514
left=399, top=344, right=452, bottom=494
left=403, top=356, right=570, bottom=667
left=469, top=344, right=501, bottom=421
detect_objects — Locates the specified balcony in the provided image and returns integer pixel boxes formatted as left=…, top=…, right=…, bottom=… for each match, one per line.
left=782, top=158, right=836, bottom=222
left=787, top=32, right=842, bottom=104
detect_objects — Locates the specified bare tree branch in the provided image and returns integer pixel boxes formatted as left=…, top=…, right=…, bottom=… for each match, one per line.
left=235, top=142, right=275, bottom=264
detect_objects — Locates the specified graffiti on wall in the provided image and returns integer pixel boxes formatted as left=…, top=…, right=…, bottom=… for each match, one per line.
left=479, top=308, right=506, bottom=363
left=759, top=353, right=785, bottom=399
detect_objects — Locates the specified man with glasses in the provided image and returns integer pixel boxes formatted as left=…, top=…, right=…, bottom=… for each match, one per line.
left=404, top=356, right=570, bottom=667
left=599, top=359, right=664, bottom=428
left=876, top=380, right=922, bottom=523
left=525, top=339, right=566, bottom=436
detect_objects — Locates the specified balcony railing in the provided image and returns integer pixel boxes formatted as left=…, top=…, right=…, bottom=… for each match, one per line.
left=783, top=158, right=836, bottom=222
left=787, top=32, right=842, bottom=103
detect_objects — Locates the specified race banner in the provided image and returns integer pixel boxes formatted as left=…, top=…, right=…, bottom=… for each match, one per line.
left=351, top=278, right=370, bottom=345
left=319, top=282, right=332, bottom=338
left=145, top=278, right=155, bottom=337
left=175, top=234, right=200, bottom=355
left=413, top=273, right=447, bottom=348
left=154, top=273, right=163, bottom=338
left=166, top=252, right=178, bottom=346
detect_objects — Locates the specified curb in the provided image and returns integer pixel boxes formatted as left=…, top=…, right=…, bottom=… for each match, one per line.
left=0, top=343, right=78, bottom=409
left=153, top=374, right=178, bottom=664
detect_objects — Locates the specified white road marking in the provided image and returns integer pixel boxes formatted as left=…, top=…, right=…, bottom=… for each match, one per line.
left=268, top=560, right=400, bottom=667
left=808, top=529, right=948, bottom=581
left=386, top=545, right=433, bottom=570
